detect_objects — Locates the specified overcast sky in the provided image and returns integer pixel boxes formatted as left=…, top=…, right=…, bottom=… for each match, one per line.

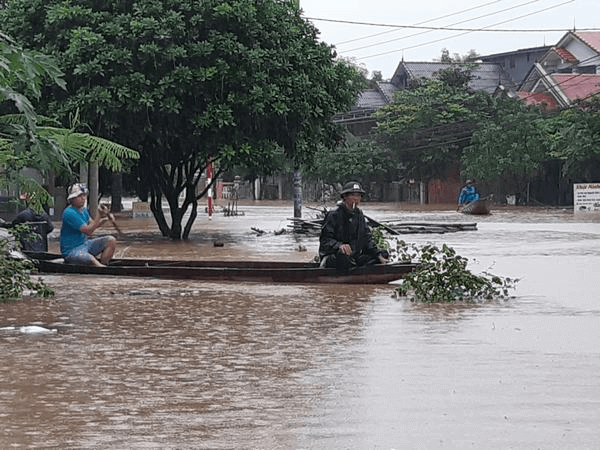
left=300, top=0, right=598, bottom=79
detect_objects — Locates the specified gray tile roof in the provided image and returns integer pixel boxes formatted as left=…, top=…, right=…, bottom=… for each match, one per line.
left=352, top=61, right=513, bottom=112
left=391, top=62, right=514, bottom=94
left=356, top=89, right=388, bottom=108
left=355, top=81, right=399, bottom=108
left=377, top=81, right=398, bottom=102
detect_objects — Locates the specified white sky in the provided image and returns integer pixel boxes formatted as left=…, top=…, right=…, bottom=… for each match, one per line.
left=300, top=0, right=598, bottom=79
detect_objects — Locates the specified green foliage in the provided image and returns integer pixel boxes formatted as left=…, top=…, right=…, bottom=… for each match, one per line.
left=2, top=0, right=364, bottom=239
left=439, top=48, right=481, bottom=64
left=371, top=227, right=390, bottom=252
left=1, top=33, right=138, bottom=212
left=373, top=67, right=482, bottom=180
left=546, top=96, right=600, bottom=178
left=390, top=239, right=517, bottom=303
left=462, top=95, right=550, bottom=182
left=305, top=133, right=394, bottom=185
left=370, top=62, right=599, bottom=188
left=0, top=231, right=54, bottom=302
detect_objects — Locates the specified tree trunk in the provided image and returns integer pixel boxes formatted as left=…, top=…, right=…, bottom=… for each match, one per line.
left=182, top=200, right=198, bottom=239
left=111, top=171, right=123, bottom=212
left=89, top=163, right=99, bottom=217
left=150, top=190, right=170, bottom=237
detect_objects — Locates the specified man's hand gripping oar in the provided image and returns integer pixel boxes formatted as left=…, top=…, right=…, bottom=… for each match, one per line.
left=99, top=203, right=124, bottom=237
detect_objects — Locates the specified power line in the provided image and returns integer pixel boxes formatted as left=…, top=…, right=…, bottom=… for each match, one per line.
left=306, top=8, right=590, bottom=34
left=359, top=0, right=577, bottom=60
left=344, top=0, right=545, bottom=52
left=334, top=0, right=503, bottom=46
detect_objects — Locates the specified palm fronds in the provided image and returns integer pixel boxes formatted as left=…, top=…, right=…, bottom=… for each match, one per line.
left=38, top=126, right=139, bottom=171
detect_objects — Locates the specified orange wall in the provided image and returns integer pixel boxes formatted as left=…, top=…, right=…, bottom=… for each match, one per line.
left=428, top=167, right=463, bottom=204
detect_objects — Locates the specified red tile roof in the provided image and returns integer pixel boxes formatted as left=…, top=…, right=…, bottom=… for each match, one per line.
left=552, top=73, right=600, bottom=102
left=517, top=91, right=558, bottom=109
left=553, top=47, right=577, bottom=62
left=574, top=31, right=600, bottom=53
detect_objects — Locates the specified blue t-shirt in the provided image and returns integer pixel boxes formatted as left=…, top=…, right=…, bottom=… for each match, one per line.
left=60, top=206, right=90, bottom=256
left=458, top=185, right=480, bottom=205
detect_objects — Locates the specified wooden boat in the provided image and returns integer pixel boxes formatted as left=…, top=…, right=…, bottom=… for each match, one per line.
left=459, top=200, right=490, bottom=215
left=26, top=252, right=418, bottom=285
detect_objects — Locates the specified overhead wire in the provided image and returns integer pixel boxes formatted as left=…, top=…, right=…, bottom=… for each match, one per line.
left=360, top=0, right=577, bottom=60
left=344, top=0, right=545, bottom=53
left=316, top=1, right=599, bottom=148
left=334, top=0, right=503, bottom=46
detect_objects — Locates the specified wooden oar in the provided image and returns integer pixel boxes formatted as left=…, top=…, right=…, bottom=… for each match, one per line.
left=364, top=215, right=400, bottom=235
left=99, top=204, right=124, bottom=237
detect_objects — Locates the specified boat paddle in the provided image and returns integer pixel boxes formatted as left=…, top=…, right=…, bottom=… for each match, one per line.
left=99, top=204, right=124, bottom=237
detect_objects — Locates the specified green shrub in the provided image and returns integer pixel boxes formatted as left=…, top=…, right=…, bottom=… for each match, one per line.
left=389, top=238, right=517, bottom=303
left=0, top=228, right=54, bottom=302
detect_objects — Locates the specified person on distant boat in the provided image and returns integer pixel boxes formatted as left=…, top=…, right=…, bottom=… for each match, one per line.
left=458, top=179, right=480, bottom=206
left=319, top=181, right=389, bottom=273
left=60, top=183, right=116, bottom=267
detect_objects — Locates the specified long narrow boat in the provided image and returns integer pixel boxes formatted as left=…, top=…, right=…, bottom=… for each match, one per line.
left=26, top=252, right=418, bottom=285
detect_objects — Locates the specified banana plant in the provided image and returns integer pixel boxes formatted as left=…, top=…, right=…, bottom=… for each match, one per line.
left=1, top=35, right=138, bottom=213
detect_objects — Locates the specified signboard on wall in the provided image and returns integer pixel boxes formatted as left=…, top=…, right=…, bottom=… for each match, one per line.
left=574, top=183, right=600, bottom=213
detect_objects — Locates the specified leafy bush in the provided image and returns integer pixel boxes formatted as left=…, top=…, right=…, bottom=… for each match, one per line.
left=0, top=228, right=54, bottom=302
left=388, top=238, right=518, bottom=303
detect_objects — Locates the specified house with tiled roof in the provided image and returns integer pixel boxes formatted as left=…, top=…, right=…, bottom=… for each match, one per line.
left=390, top=61, right=515, bottom=94
left=335, top=60, right=515, bottom=126
left=480, top=46, right=550, bottom=87
left=518, top=31, right=600, bottom=109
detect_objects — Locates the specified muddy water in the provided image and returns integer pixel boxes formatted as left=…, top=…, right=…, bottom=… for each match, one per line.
left=2, top=203, right=600, bottom=448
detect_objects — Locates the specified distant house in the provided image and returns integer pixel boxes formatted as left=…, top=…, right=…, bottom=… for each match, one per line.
left=334, top=60, right=514, bottom=129
left=518, top=31, right=600, bottom=109
left=333, top=80, right=396, bottom=129
left=390, top=61, right=514, bottom=94
left=480, top=46, right=550, bottom=87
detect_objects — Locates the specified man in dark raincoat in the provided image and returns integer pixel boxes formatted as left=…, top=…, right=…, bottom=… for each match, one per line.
left=12, top=193, right=54, bottom=252
left=319, top=181, right=389, bottom=273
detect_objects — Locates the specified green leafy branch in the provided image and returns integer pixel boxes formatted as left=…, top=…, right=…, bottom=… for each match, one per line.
left=0, top=232, right=54, bottom=302
left=387, top=238, right=518, bottom=303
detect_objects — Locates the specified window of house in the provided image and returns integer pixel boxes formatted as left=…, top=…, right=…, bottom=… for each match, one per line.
left=576, top=65, right=596, bottom=74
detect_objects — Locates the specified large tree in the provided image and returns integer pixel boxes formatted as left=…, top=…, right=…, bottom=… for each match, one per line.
left=1, top=0, right=363, bottom=239
left=462, top=94, right=550, bottom=185
left=0, top=33, right=137, bottom=212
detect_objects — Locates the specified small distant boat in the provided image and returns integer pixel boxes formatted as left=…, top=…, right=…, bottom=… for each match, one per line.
left=25, top=252, right=418, bottom=285
left=459, top=200, right=490, bottom=215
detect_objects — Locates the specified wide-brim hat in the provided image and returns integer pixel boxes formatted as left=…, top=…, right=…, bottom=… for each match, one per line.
left=340, top=181, right=365, bottom=197
left=67, top=183, right=89, bottom=200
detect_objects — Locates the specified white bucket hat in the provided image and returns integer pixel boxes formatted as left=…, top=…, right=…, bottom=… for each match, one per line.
left=67, top=183, right=89, bottom=200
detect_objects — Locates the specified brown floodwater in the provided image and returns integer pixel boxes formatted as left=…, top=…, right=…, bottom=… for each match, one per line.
left=2, top=202, right=600, bottom=448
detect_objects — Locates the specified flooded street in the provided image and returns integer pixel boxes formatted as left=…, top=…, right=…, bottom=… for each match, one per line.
left=2, top=202, right=600, bottom=448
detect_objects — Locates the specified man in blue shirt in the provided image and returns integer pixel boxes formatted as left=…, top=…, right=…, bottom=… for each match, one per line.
left=60, top=183, right=116, bottom=266
left=458, top=179, right=480, bottom=206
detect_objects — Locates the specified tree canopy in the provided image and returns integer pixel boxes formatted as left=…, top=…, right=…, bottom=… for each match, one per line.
left=0, top=33, right=138, bottom=212
left=373, top=66, right=484, bottom=181
left=1, top=0, right=365, bottom=239
left=462, top=94, right=550, bottom=182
